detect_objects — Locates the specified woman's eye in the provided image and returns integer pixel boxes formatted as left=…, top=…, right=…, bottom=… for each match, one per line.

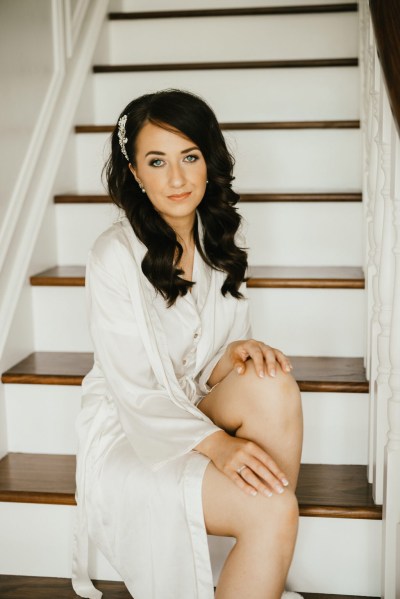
left=149, top=159, right=164, bottom=167
left=184, top=154, right=199, bottom=163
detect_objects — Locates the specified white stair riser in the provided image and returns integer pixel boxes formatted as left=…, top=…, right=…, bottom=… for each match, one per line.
left=113, top=0, right=353, bottom=10
left=92, top=67, right=360, bottom=123
left=55, top=203, right=363, bottom=267
left=240, top=202, right=363, bottom=266
left=103, top=13, right=358, bottom=65
left=75, top=130, right=361, bottom=193
left=5, top=385, right=80, bottom=455
left=55, top=204, right=121, bottom=264
left=4, top=385, right=368, bottom=464
left=301, top=392, right=368, bottom=465
left=248, top=287, right=365, bottom=356
left=0, top=503, right=381, bottom=595
left=31, top=286, right=364, bottom=355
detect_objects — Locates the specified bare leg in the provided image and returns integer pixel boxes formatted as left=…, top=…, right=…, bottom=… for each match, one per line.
left=198, top=360, right=303, bottom=598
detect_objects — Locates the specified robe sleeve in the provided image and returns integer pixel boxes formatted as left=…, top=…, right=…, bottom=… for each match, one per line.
left=84, top=248, right=223, bottom=472
left=196, top=279, right=253, bottom=394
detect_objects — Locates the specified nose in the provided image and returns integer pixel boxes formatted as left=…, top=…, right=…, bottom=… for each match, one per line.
left=168, top=161, right=186, bottom=189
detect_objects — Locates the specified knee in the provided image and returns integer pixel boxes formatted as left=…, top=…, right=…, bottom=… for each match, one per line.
left=238, top=489, right=299, bottom=539
left=238, top=359, right=301, bottom=413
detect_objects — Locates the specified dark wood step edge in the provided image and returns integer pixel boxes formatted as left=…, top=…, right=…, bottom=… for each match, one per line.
left=0, top=575, right=379, bottom=599
left=0, top=371, right=369, bottom=393
left=0, top=485, right=381, bottom=520
left=29, top=272, right=365, bottom=290
left=75, top=120, right=360, bottom=133
left=109, top=4, right=358, bottom=20
left=93, top=58, right=358, bottom=73
left=54, top=192, right=363, bottom=204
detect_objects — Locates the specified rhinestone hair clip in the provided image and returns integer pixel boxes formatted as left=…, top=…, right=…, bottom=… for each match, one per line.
left=118, top=114, right=129, bottom=161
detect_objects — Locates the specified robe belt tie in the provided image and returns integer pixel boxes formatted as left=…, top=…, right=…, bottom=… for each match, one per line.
left=178, top=374, right=202, bottom=405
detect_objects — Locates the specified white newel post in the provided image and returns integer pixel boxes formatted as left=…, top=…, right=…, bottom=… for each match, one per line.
left=382, top=123, right=400, bottom=599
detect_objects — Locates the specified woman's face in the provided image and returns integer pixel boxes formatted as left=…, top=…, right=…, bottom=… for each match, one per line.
left=129, top=122, right=207, bottom=231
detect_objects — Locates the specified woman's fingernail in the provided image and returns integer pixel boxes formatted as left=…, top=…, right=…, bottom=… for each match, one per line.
left=251, top=489, right=257, bottom=496
left=263, top=489, right=273, bottom=497
left=270, top=369, right=276, bottom=377
left=276, top=485, right=284, bottom=494
left=259, top=370, right=265, bottom=378
left=282, top=478, right=289, bottom=486
left=285, top=364, right=291, bottom=372
left=237, top=366, right=243, bottom=374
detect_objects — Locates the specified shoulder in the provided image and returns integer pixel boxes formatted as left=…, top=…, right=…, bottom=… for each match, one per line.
left=88, top=216, right=144, bottom=276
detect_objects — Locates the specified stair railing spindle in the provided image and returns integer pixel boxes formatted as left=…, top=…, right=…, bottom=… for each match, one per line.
left=373, top=75, right=395, bottom=505
left=365, top=42, right=384, bottom=484
left=382, top=120, right=400, bottom=599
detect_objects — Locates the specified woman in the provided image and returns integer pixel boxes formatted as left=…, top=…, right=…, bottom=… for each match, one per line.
left=72, top=89, right=303, bottom=599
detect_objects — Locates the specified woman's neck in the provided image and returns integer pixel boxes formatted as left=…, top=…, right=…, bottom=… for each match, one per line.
left=167, top=214, right=197, bottom=251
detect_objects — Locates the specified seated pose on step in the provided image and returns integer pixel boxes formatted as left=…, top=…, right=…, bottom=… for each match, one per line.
left=72, top=89, right=303, bottom=599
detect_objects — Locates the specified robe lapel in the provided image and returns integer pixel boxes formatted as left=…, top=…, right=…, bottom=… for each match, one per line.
left=116, top=214, right=214, bottom=421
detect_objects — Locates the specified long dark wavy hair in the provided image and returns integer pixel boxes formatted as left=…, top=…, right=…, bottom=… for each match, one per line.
left=104, top=88, right=248, bottom=307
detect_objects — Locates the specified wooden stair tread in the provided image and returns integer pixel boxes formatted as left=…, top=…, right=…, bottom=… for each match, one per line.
left=0, top=575, right=377, bottom=599
left=93, top=58, right=358, bottom=73
left=0, top=575, right=130, bottom=599
left=0, top=454, right=381, bottom=518
left=30, top=265, right=86, bottom=287
left=1, top=351, right=94, bottom=385
left=29, top=265, right=365, bottom=289
left=75, top=120, right=360, bottom=133
left=54, top=192, right=363, bottom=204
left=109, top=4, right=358, bottom=20
left=247, top=266, right=364, bottom=288
left=1, top=352, right=369, bottom=392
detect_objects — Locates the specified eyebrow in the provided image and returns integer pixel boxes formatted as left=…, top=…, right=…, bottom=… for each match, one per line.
left=144, top=146, right=200, bottom=158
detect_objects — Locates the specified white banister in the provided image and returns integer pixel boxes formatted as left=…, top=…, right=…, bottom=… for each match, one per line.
left=0, top=0, right=109, bottom=361
left=373, top=76, right=395, bottom=504
left=361, top=1, right=400, bottom=596
left=382, top=121, right=400, bottom=599
left=362, top=11, right=381, bottom=481
left=363, top=8, right=384, bottom=486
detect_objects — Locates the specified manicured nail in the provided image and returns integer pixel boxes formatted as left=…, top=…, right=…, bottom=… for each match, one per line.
left=285, top=364, right=291, bottom=372
left=282, top=478, right=289, bottom=487
left=270, top=369, right=276, bottom=377
left=237, top=366, right=243, bottom=374
left=263, top=489, right=273, bottom=497
left=251, top=489, right=258, bottom=496
left=275, top=485, right=284, bottom=494
left=259, top=370, right=265, bottom=378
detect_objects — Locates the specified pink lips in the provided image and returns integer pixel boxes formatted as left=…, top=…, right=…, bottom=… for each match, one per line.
left=167, top=192, right=191, bottom=201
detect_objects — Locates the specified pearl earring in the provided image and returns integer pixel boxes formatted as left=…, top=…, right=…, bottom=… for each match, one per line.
left=138, top=181, right=146, bottom=193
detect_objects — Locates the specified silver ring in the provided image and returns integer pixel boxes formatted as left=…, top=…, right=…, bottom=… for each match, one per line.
left=236, top=465, right=247, bottom=475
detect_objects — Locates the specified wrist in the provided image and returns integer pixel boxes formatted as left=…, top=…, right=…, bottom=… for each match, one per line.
left=193, top=430, right=230, bottom=460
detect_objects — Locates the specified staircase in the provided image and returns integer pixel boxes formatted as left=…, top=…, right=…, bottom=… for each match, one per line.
left=0, top=0, right=383, bottom=596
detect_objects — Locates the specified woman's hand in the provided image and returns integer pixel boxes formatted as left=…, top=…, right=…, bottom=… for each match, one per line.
left=227, top=339, right=293, bottom=379
left=201, top=431, right=289, bottom=498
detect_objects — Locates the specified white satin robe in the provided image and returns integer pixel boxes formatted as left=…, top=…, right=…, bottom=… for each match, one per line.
left=72, top=210, right=252, bottom=599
